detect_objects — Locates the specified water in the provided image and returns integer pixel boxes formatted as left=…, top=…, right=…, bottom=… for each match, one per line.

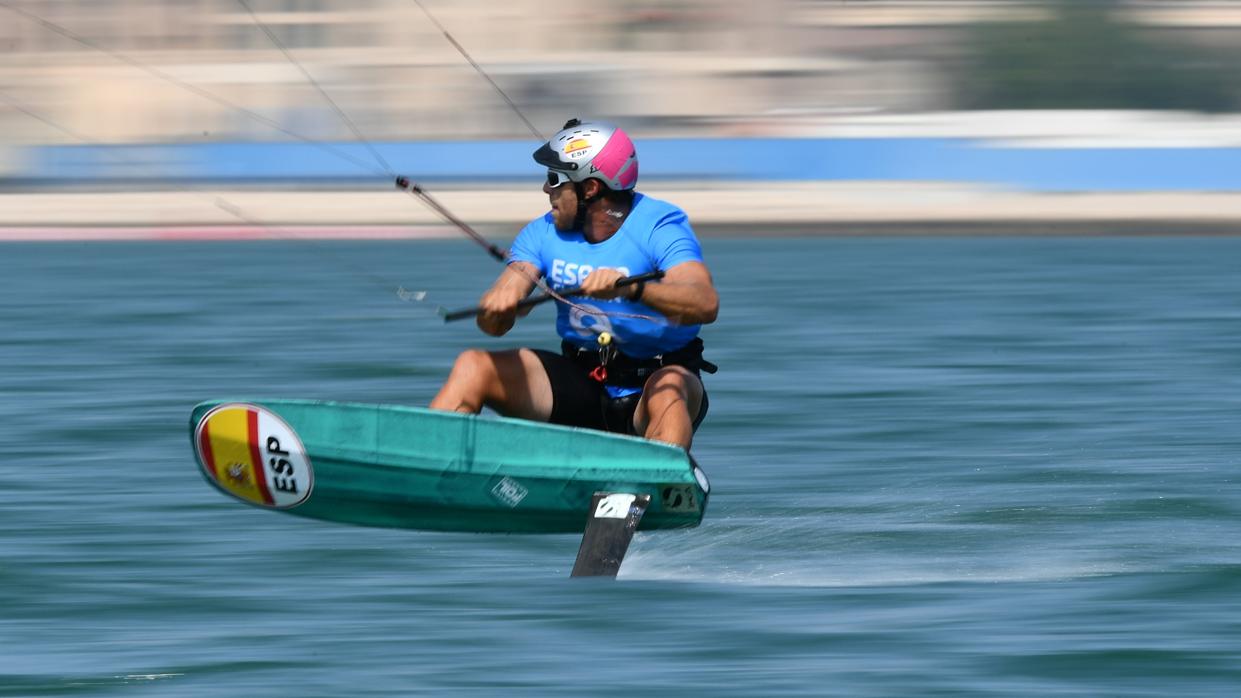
left=2, top=236, right=1239, bottom=696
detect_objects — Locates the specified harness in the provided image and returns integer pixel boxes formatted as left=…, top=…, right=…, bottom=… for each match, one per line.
left=561, top=337, right=718, bottom=388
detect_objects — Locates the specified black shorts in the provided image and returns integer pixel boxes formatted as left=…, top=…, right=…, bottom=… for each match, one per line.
left=532, top=349, right=709, bottom=436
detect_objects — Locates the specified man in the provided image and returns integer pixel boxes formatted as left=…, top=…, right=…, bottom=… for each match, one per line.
left=430, top=119, right=718, bottom=450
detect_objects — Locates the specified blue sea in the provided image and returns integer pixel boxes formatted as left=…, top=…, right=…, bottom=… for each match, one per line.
left=2, top=236, right=1239, bottom=696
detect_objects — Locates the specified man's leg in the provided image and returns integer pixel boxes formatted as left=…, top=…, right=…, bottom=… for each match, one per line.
left=430, top=348, right=554, bottom=421
left=632, top=366, right=704, bottom=449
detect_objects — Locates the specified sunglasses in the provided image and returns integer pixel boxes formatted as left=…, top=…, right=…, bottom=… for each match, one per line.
left=546, top=170, right=572, bottom=188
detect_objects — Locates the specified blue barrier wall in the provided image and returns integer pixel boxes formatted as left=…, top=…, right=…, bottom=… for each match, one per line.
left=14, top=138, right=1241, bottom=191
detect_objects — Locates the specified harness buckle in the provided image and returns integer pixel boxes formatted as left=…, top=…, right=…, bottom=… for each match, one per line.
left=593, top=332, right=614, bottom=383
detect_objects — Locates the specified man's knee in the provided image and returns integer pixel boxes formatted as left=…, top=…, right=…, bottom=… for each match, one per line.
left=635, top=366, right=704, bottom=447
left=449, top=348, right=498, bottom=380
left=645, top=366, right=700, bottom=400
left=638, top=367, right=702, bottom=420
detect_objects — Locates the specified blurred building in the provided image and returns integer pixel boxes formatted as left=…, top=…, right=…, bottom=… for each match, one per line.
left=1, top=0, right=1241, bottom=145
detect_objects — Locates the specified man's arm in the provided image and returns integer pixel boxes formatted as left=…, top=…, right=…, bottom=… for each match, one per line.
left=579, top=261, right=719, bottom=325
left=476, top=261, right=540, bottom=336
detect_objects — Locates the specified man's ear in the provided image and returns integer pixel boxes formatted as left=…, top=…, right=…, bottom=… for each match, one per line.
left=582, top=179, right=603, bottom=200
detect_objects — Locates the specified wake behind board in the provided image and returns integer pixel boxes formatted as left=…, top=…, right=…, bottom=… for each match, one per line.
left=189, top=399, right=709, bottom=535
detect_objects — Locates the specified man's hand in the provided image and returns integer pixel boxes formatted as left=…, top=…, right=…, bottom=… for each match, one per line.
left=578, top=267, right=632, bottom=301
left=477, top=262, right=538, bottom=336
left=476, top=285, right=523, bottom=336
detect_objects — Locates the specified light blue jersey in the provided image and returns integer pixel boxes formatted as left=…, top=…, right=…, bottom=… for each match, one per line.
left=508, top=192, right=704, bottom=363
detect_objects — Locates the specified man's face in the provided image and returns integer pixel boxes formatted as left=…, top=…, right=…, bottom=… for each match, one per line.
left=543, top=170, right=577, bottom=231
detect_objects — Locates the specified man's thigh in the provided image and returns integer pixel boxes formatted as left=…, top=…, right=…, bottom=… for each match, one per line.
left=485, top=348, right=556, bottom=421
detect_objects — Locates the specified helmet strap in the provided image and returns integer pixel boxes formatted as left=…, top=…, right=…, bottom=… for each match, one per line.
left=572, top=182, right=602, bottom=231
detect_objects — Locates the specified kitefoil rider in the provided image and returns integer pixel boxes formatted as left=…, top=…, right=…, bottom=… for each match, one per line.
left=430, top=119, right=719, bottom=449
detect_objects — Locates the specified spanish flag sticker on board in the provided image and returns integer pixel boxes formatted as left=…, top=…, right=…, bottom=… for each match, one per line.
left=194, top=403, right=313, bottom=508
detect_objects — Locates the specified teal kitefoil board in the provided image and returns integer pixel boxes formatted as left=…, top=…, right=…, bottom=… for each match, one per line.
left=190, top=399, right=710, bottom=536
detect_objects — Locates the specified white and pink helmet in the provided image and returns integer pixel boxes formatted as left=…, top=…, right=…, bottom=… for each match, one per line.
left=532, top=119, right=639, bottom=191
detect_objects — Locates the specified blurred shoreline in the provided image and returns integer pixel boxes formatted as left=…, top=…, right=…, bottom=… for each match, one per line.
left=4, top=1, right=1241, bottom=242
left=1, top=183, right=1239, bottom=239
left=5, top=111, right=1240, bottom=239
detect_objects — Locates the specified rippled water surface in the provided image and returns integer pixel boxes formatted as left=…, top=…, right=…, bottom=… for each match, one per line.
left=2, top=236, right=1239, bottom=696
